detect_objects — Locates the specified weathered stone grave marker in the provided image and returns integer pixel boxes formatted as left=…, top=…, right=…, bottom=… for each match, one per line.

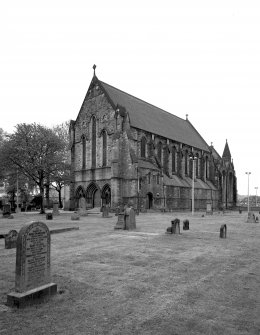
left=5, top=230, right=18, bottom=249
left=183, top=219, right=189, bottom=230
left=114, top=212, right=125, bottom=229
left=71, top=212, right=80, bottom=221
left=247, top=212, right=256, bottom=223
left=46, top=213, right=53, bottom=220
left=220, top=224, right=227, bottom=238
left=52, top=202, right=60, bottom=216
left=166, top=218, right=180, bottom=234
left=2, top=204, right=11, bottom=218
left=125, top=207, right=136, bottom=230
left=102, top=204, right=109, bottom=218
left=7, top=221, right=57, bottom=307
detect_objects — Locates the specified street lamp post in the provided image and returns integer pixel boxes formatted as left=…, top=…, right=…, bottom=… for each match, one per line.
left=245, top=172, right=251, bottom=216
left=255, top=187, right=258, bottom=207
left=190, top=155, right=197, bottom=215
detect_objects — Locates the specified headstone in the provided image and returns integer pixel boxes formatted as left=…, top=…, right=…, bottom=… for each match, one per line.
left=256, top=216, right=259, bottom=223
left=52, top=202, right=60, bottom=216
left=247, top=212, right=255, bottom=223
left=125, top=207, right=136, bottom=230
left=166, top=218, right=180, bottom=234
left=206, top=202, right=213, bottom=215
left=46, top=213, right=53, bottom=220
left=71, top=213, right=80, bottom=221
left=220, top=224, right=227, bottom=238
left=78, top=198, right=88, bottom=216
left=2, top=204, right=11, bottom=217
left=5, top=230, right=18, bottom=249
left=7, top=221, right=57, bottom=307
left=114, top=213, right=125, bottom=229
left=102, top=205, right=109, bottom=218
left=171, top=218, right=180, bottom=234
left=183, top=219, right=189, bottom=230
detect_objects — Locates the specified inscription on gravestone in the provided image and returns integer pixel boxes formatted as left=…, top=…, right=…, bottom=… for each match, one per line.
left=15, top=221, right=50, bottom=292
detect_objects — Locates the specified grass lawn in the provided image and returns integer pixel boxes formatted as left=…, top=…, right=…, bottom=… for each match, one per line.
left=0, top=211, right=259, bottom=335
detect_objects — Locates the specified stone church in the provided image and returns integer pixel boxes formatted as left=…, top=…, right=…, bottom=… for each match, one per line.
left=69, top=67, right=237, bottom=212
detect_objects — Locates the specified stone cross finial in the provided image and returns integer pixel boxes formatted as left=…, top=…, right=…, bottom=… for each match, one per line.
left=93, top=64, right=96, bottom=76
left=186, top=114, right=188, bottom=120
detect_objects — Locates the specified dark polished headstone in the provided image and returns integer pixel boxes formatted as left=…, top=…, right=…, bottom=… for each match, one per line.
left=183, top=220, right=189, bottom=230
left=220, top=224, right=227, bottom=238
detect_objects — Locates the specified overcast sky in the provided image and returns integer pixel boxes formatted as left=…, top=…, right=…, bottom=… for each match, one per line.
left=1, top=1, right=260, bottom=196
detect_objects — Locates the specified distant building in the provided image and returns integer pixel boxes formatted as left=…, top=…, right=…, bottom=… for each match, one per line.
left=69, top=68, right=237, bottom=212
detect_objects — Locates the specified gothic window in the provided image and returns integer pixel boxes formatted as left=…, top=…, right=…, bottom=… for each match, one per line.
left=157, top=174, right=160, bottom=184
left=195, top=153, right=199, bottom=178
left=163, top=146, right=168, bottom=172
left=148, top=172, right=151, bottom=184
left=157, top=142, right=162, bottom=162
left=172, top=147, right=176, bottom=173
left=141, top=137, right=146, bottom=158
left=91, top=117, right=96, bottom=168
left=102, top=130, right=107, bottom=167
left=185, top=151, right=188, bottom=175
left=82, top=136, right=86, bottom=169
left=206, top=156, right=209, bottom=179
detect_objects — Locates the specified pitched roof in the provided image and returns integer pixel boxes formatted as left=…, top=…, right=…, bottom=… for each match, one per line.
left=99, top=79, right=210, bottom=152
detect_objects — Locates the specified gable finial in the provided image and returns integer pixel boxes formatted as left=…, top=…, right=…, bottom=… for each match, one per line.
left=93, top=64, right=97, bottom=76
left=186, top=114, right=188, bottom=120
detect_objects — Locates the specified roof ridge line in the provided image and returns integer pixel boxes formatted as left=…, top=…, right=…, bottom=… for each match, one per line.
left=99, top=80, right=186, bottom=122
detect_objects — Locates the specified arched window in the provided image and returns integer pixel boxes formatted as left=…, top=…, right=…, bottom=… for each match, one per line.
left=206, top=156, right=209, bottom=179
left=163, top=146, right=168, bottom=172
left=141, top=137, right=146, bottom=158
left=195, top=153, right=199, bottom=178
left=82, top=136, right=86, bottom=169
left=172, top=147, right=176, bottom=173
left=102, top=131, right=107, bottom=167
left=92, top=117, right=96, bottom=168
left=185, top=151, right=188, bottom=175
left=157, top=142, right=162, bottom=162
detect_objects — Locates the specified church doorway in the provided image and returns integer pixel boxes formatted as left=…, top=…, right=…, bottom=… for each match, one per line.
left=86, top=182, right=101, bottom=209
left=93, top=189, right=101, bottom=208
left=146, top=192, right=153, bottom=209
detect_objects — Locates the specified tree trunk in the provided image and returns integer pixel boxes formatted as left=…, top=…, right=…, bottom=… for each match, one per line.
left=58, top=188, right=63, bottom=208
left=39, top=176, right=45, bottom=214
left=45, top=174, right=50, bottom=209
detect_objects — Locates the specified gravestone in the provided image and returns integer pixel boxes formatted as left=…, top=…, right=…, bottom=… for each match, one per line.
left=166, top=218, right=180, bottom=234
left=46, top=213, right=53, bottom=220
left=125, top=207, right=136, bottom=230
left=247, top=212, right=255, bottom=223
left=52, top=202, right=60, bottom=216
left=78, top=198, right=88, bottom=216
left=206, top=202, right=213, bottom=215
left=183, top=219, right=189, bottom=230
left=2, top=204, right=11, bottom=217
left=5, top=230, right=18, bottom=249
left=7, top=221, right=57, bottom=307
left=102, top=205, right=109, bottom=218
left=220, top=224, right=227, bottom=238
left=71, top=212, right=80, bottom=221
left=256, top=216, right=259, bottom=223
left=114, top=213, right=125, bottom=229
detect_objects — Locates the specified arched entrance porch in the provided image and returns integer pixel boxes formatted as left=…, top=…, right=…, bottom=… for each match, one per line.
left=86, top=182, right=101, bottom=208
